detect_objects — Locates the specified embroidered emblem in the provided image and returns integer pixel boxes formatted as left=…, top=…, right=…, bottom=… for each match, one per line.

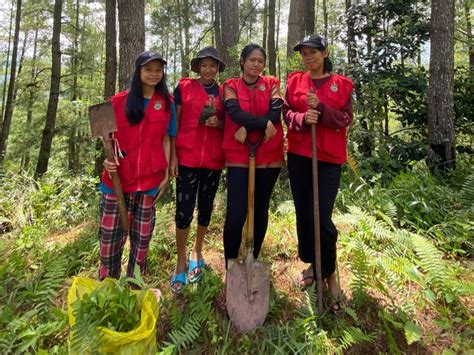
left=330, top=83, right=338, bottom=92
left=303, top=35, right=311, bottom=42
left=259, top=85, right=266, bottom=91
left=153, top=101, right=162, bottom=110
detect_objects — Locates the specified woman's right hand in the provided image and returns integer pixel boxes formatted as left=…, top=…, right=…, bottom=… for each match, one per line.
left=103, top=158, right=118, bottom=173
left=170, top=155, right=179, bottom=177
left=234, top=126, right=247, bottom=144
left=304, top=109, right=320, bottom=125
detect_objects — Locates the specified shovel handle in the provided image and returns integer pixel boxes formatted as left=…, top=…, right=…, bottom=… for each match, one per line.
left=245, top=134, right=263, bottom=247
left=311, top=124, right=324, bottom=316
left=103, top=137, right=129, bottom=232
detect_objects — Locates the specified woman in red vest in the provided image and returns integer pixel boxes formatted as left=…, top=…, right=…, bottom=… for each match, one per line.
left=222, top=43, right=284, bottom=269
left=284, top=34, right=353, bottom=311
left=99, top=51, right=176, bottom=280
left=169, top=47, right=226, bottom=292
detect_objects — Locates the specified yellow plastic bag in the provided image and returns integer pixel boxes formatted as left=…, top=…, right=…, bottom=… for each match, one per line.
left=67, top=276, right=159, bottom=354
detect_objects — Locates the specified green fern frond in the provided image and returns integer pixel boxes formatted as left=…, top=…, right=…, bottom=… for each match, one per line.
left=410, top=233, right=451, bottom=298
left=339, top=326, right=376, bottom=350
left=460, top=173, right=474, bottom=208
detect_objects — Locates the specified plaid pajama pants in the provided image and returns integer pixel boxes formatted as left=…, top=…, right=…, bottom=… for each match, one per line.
left=98, top=192, right=156, bottom=280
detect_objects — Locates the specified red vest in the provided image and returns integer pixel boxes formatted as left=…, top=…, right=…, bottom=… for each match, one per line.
left=223, top=76, right=284, bottom=165
left=101, top=90, right=171, bottom=193
left=285, top=72, right=353, bottom=164
left=175, top=78, right=225, bottom=170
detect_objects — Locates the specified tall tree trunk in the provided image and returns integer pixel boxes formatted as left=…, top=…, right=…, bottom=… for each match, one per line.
left=214, top=0, right=222, bottom=54
left=427, top=0, right=456, bottom=171
left=13, top=30, right=28, bottom=103
left=276, top=0, right=281, bottom=78
left=304, top=0, right=315, bottom=35
left=1, top=3, right=14, bottom=121
left=464, top=0, right=473, bottom=70
left=95, top=0, right=117, bottom=177
left=68, top=0, right=80, bottom=171
left=287, top=0, right=305, bottom=58
left=177, top=0, right=190, bottom=77
left=22, top=28, right=38, bottom=170
left=34, top=0, right=62, bottom=179
left=262, top=0, right=267, bottom=51
left=117, top=0, right=144, bottom=91
left=323, top=0, right=328, bottom=40
left=0, top=0, right=22, bottom=167
left=267, top=0, right=276, bottom=75
left=219, top=0, right=239, bottom=73
left=345, top=0, right=356, bottom=65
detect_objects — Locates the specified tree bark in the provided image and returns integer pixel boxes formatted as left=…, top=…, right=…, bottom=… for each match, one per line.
left=118, top=0, right=145, bottom=91
left=345, top=0, right=357, bottom=65
left=0, top=0, right=22, bottom=167
left=219, top=0, right=239, bottom=74
left=427, top=0, right=456, bottom=171
left=262, top=0, right=267, bottom=51
left=267, top=0, right=276, bottom=75
left=323, top=0, right=328, bottom=40
left=214, top=0, right=222, bottom=54
left=304, top=0, right=315, bottom=35
left=287, top=0, right=305, bottom=58
left=95, top=0, right=117, bottom=177
left=34, top=0, right=63, bottom=179
left=22, top=28, right=38, bottom=170
left=464, top=0, right=473, bottom=70
left=177, top=0, right=190, bottom=78
left=1, top=3, right=14, bottom=121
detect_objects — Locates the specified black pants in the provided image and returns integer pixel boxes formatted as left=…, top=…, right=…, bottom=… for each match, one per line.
left=287, top=153, right=341, bottom=279
left=223, top=167, right=280, bottom=266
left=175, top=165, right=222, bottom=229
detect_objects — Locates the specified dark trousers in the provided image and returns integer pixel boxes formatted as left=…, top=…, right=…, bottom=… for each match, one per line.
left=287, top=153, right=341, bottom=279
left=175, top=165, right=222, bottom=229
left=223, top=167, right=281, bottom=266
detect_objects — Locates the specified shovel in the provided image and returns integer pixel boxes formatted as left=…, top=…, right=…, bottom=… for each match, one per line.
left=226, top=134, right=270, bottom=332
left=89, top=102, right=129, bottom=232
left=311, top=123, right=324, bottom=316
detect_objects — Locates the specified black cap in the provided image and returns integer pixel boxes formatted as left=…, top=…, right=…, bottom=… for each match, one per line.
left=135, top=51, right=167, bottom=67
left=190, top=46, right=226, bottom=73
left=293, top=34, right=327, bottom=52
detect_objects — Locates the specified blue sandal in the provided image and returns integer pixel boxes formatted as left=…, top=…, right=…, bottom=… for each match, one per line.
left=171, top=272, right=187, bottom=293
left=188, top=258, right=205, bottom=283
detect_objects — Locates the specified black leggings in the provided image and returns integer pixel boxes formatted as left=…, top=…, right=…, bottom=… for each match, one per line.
left=175, top=165, right=222, bottom=229
left=223, top=167, right=281, bottom=266
left=287, top=153, right=341, bottom=279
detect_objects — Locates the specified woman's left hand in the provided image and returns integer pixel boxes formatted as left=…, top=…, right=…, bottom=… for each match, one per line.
left=154, top=172, right=169, bottom=204
left=205, top=115, right=222, bottom=128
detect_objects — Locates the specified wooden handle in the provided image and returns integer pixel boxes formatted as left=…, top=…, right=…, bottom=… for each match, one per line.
left=103, top=137, right=129, bottom=233
left=311, top=124, right=324, bottom=316
left=247, top=154, right=256, bottom=247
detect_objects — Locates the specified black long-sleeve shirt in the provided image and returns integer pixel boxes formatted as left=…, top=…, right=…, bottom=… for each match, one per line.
left=224, top=81, right=283, bottom=131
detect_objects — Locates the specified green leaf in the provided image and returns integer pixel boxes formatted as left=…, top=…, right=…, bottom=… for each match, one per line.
left=404, top=321, right=422, bottom=345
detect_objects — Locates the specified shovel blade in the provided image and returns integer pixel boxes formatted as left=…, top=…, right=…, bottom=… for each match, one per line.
left=226, top=254, right=271, bottom=332
left=89, top=102, right=117, bottom=138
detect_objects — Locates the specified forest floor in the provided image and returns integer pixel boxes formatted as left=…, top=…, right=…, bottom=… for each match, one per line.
left=47, top=214, right=472, bottom=354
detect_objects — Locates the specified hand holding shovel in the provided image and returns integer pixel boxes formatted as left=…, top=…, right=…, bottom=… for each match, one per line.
left=89, top=102, right=129, bottom=233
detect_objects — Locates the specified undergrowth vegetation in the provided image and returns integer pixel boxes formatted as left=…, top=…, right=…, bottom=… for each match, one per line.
left=0, top=159, right=472, bottom=353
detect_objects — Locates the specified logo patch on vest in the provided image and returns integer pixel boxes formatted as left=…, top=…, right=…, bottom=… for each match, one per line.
left=259, top=85, right=266, bottom=91
left=330, top=83, right=338, bottom=92
left=153, top=101, right=162, bottom=110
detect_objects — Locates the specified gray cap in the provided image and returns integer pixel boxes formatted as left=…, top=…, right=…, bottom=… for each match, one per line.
left=190, top=46, right=226, bottom=73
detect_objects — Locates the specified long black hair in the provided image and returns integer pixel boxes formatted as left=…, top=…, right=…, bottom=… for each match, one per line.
left=239, top=43, right=266, bottom=72
left=125, top=62, right=171, bottom=125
